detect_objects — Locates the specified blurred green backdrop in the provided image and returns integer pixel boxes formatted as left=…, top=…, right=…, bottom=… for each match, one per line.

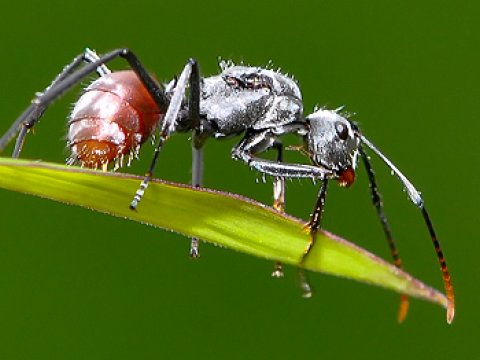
left=0, top=0, right=478, bottom=358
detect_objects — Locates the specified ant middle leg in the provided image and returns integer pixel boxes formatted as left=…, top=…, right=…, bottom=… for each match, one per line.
left=271, top=141, right=285, bottom=277
left=130, top=59, right=200, bottom=211
left=190, top=139, right=203, bottom=258
left=190, top=61, right=203, bottom=258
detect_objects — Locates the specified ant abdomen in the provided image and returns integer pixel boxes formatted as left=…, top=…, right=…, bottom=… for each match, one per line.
left=67, top=70, right=163, bottom=169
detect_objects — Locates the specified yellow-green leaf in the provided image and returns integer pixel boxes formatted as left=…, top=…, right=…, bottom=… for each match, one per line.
left=0, top=157, right=448, bottom=320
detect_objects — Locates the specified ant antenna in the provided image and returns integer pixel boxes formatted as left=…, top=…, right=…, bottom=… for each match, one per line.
left=360, top=134, right=455, bottom=324
left=360, top=135, right=423, bottom=207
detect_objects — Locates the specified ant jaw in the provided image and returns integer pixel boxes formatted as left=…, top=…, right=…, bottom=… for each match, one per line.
left=338, top=167, right=355, bottom=187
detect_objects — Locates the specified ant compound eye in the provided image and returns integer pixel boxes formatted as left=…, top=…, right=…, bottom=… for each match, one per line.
left=335, top=121, right=349, bottom=140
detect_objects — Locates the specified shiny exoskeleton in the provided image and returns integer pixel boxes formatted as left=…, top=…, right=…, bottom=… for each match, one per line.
left=68, top=70, right=163, bottom=169
left=0, top=48, right=454, bottom=323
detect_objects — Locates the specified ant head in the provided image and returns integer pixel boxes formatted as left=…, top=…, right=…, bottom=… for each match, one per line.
left=305, top=109, right=360, bottom=187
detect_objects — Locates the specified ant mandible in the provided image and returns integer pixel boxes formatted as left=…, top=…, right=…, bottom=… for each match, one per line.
left=0, top=48, right=454, bottom=322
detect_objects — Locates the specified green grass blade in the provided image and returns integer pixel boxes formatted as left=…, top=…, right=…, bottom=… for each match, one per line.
left=0, top=157, right=448, bottom=315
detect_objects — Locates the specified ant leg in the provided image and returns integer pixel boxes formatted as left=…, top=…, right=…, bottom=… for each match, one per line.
left=82, top=48, right=111, bottom=77
left=359, top=146, right=409, bottom=322
left=271, top=141, right=285, bottom=277
left=190, top=61, right=202, bottom=258
left=247, top=158, right=333, bottom=179
left=305, top=180, right=328, bottom=239
left=297, top=269, right=312, bottom=298
left=189, top=140, right=203, bottom=258
left=0, top=52, right=88, bottom=156
left=130, top=59, right=197, bottom=210
left=269, top=142, right=312, bottom=297
left=232, top=128, right=335, bottom=180
left=233, top=132, right=316, bottom=296
left=297, top=179, right=328, bottom=298
left=8, top=49, right=112, bottom=158
left=0, top=48, right=168, bottom=158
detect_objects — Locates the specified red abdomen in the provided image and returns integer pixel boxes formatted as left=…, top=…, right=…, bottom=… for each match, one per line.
left=68, top=70, right=163, bottom=168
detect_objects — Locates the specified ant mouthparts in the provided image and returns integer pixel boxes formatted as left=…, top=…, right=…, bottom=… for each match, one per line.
left=338, top=167, right=355, bottom=187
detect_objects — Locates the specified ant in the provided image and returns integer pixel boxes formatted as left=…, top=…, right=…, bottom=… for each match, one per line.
left=0, top=48, right=454, bottom=322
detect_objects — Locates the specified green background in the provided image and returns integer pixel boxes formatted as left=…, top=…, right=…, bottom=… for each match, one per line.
left=0, top=0, right=477, bottom=358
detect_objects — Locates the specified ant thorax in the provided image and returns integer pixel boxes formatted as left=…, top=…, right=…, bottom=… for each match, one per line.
left=198, top=65, right=303, bottom=137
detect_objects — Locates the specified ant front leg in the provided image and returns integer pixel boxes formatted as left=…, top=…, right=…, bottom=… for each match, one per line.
left=232, top=127, right=335, bottom=180
left=304, top=179, right=328, bottom=255
left=269, top=142, right=313, bottom=297
left=291, top=179, right=328, bottom=298
left=233, top=130, right=325, bottom=297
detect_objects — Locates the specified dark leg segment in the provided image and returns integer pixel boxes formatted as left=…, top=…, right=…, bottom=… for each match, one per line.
left=189, top=61, right=202, bottom=258
left=359, top=146, right=409, bottom=322
left=271, top=142, right=285, bottom=277
left=306, top=179, right=328, bottom=241
left=14, top=49, right=112, bottom=157
left=360, top=134, right=455, bottom=323
left=233, top=130, right=326, bottom=297
left=0, top=53, right=85, bottom=155
left=130, top=59, right=197, bottom=210
left=0, top=48, right=168, bottom=159
left=298, top=179, right=328, bottom=298
left=189, top=143, right=202, bottom=258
